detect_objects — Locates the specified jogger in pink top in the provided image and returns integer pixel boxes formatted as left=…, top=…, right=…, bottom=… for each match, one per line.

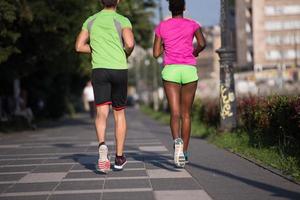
left=155, top=17, right=201, bottom=66
left=153, top=0, right=206, bottom=167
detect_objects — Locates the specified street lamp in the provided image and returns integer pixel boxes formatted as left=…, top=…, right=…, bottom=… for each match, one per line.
left=217, top=0, right=237, bottom=131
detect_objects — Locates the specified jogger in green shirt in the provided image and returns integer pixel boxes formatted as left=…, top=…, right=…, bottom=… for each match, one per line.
left=75, top=0, right=135, bottom=172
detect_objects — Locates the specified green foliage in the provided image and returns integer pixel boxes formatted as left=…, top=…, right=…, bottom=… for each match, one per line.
left=0, top=0, right=20, bottom=64
left=192, top=99, right=220, bottom=127
left=238, top=95, right=300, bottom=154
left=0, top=0, right=155, bottom=119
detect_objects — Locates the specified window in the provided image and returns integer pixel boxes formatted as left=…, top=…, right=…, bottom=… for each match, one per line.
left=265, top=50, right=281, bottom=60
left=247, top=51, right=253, bottom=62
left=266, top=35, right=300, bottom=45
left=265, top=5, right=300, bottom=16
left=246, top=23, right=252, bottom=33
left=265, top=21, right=300, bottom=31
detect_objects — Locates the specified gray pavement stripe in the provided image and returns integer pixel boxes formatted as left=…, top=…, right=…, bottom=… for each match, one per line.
left=0, top=157, right=58, bottom=161
left=1, top=160, right=143, bottom=167
left=0, top=142, right=162, bottom=149
left=0, top=150, right=140, bottom=157
left=69, top=168, right=145, bottom=173
left=2, top=163, right=77, bottom=167
left=0, top=181, right=17, bottom=184
left=0, top=188, right=153, bottom=197
left=62, top=176, right=149, bottom=182
left=0, top=145, right=20, bottom=148
left=0, top=172, right=29, bottom=175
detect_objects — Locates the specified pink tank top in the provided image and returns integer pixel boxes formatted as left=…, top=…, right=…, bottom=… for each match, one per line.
left=155, top=18, right=201, bottom=66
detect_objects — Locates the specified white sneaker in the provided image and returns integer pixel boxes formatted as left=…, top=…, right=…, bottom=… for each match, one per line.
left=97, top=144, right=110, bottom=173
left=174, top=138, right=185, bottom=168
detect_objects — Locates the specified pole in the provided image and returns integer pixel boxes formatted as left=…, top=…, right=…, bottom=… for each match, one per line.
left=152, top=0, right=163, bottom=111
left=158, top=0, right=163, bottom=21
left=217, top=0, right=237, bottom=131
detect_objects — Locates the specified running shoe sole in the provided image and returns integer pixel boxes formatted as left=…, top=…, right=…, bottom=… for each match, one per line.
left=114, top=161, right=127, bottom=170
left=97, top=145, right=110, bottom=173
left=174, top=138, right=185, bottom=168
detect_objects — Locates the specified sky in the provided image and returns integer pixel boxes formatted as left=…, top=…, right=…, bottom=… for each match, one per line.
left=158, top=0, right=221, bottom=27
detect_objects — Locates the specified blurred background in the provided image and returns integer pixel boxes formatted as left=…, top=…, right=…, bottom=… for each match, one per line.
left=0, top=0, right=300, bottom=124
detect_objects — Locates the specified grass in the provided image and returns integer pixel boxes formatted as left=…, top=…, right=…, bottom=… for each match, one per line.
left=141, top=105, right=300, bottom=182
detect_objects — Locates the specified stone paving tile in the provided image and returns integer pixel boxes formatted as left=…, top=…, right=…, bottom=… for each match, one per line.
left=0, top=160, right=13, bottom=166
left=64, top=172, right=106, bottom=179
left=9, top=159, right=45, bottom=165
left=43, top=159, right=75, bottom=164
left=70, top=164, right=95, bottom=171
left=0, top=196, right=48, bottom=200
left=104, top=179, right=150, bottom=189
left=154, top=190, right=213, bottom=200
left=139, top=146, right=168, bottom=152
left=10, top=148, right=58, bottom=154
left=48, top=193, right=101, bottom=200
left=0, top=166, right=35, bottom=173
left=55, top=180, right=104, bottom=191
left=32, top=165, right=73, bottom=173
left=122, top=162, right=145, bottom=169
left=147, top=169, right=192, bottom=179
left=77, top=156, right=97, bottom=164
left=5, top=182, right=57, bottom=193
left=0, top=184, right=12, bottom=193
left=55, top=147, right=87, bottom=153
left=151, top=178, right=202, bottom=191
left=19, top=173, right=67, bottom=183
left=107, top=170, right=147, bottom=178
left=0, top=174, right=25, bottom=182
left=144, top=161, right=176, bottom=170
left=102, top=191, right=154, bottom=200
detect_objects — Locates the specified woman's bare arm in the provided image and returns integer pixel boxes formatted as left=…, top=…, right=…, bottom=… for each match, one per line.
left=153, top=35, right=164, bottom=58
left=193, top=28, right=206, bottom=57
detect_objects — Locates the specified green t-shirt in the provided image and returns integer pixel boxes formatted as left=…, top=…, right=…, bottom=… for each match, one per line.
left=82, top=10, right=132, bottom=70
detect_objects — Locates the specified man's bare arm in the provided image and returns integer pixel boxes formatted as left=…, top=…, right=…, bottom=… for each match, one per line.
left=122, top=28, right=135, bottom=57
left=75, top=30, right=91, bottom=54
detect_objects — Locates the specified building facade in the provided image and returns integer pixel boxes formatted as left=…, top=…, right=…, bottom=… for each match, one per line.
left=235, top=0, right=300, bottom=70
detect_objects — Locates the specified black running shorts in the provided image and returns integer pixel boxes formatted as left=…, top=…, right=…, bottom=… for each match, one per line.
left=91, top=68, right=128, bottom=111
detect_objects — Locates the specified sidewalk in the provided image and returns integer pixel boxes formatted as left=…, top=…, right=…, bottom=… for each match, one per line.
left=139, top=109, right=300, bottom=200
left=0, top=108, right=211, bottom=200
left=0, top=108, right=300, bottom=200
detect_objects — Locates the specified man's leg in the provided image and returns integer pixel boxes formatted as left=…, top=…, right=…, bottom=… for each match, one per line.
left=113, top=109, right=127, bottom=156
left=95, top=104, right=110, bottom=172
left=95, top=105, right=110, bottom=144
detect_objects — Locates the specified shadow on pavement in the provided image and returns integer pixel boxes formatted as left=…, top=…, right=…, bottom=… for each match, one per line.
left=188, top=162, right=300, bottom=200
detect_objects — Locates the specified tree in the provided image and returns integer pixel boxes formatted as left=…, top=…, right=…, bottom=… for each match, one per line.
left=0, top=0, right=156, bottom=118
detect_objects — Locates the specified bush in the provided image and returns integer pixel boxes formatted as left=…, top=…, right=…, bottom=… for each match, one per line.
left=192, top=95, right=300, bottom=155
left=192, top=99, right=220, bottom=127
left=238, top=95, right=300, bottom=155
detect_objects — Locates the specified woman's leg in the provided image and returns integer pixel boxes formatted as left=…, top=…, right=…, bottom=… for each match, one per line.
left=180, top=81, right=197, bottom=152
left=163, top=81, right=181, bottom=139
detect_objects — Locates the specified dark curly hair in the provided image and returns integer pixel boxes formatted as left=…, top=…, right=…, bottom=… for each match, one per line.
left=101, top=0, right=118, bottom=8
left=168, top=0, right=185, bottom=16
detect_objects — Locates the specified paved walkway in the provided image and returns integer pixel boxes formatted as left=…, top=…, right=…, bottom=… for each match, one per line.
left=0, top=108, right=211, bottom=200
left=0, top=108, right=299, bottom=200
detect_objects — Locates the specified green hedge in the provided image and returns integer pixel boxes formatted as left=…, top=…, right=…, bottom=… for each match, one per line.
left=192, top=96, right=300, bottom=155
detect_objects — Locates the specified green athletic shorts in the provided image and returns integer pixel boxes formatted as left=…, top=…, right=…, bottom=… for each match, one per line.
left=161, top=64, right=199, bottom=84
